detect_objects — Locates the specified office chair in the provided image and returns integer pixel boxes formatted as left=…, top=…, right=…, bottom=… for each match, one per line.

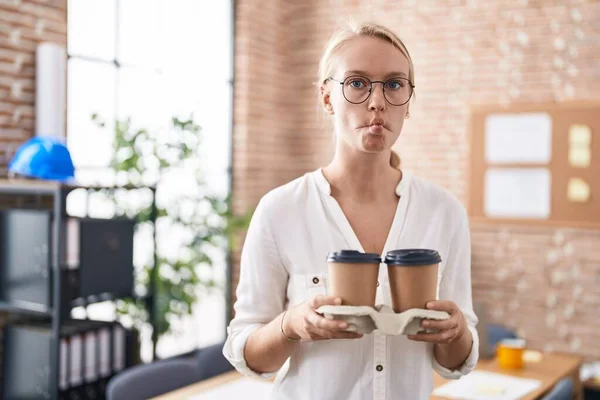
left=540, top=377, right=575, bottom=400
left=106, top=358, right=200, bottom=400
left=487, top=323, right=518, bottom=348
left=106, top=342, right=233, bottom=400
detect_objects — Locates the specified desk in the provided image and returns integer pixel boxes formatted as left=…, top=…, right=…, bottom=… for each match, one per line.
left=153, top=371, right=243, bottom=399
left=154, top=352, right=584, bottom=400
left=432, top=352, right=583, bottom=400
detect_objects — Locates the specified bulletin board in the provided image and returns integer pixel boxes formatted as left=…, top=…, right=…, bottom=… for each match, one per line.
left=468, top=101, right=600, bottom=228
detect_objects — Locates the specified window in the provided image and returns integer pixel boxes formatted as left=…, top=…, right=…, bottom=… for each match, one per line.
left=469, top=102, right=600, bottom=228
left=67, top=0, right=233, bottom=361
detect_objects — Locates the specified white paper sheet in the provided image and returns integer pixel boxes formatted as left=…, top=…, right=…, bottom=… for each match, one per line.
left=432, top=370, right=542, bottom=400
left=484, top=168, right=551, bottom=219
left=188, top=378, right=273, bottom=400
left=581, top=361, right=600, bottom=381
left=485, top=113, right=552, bottom=164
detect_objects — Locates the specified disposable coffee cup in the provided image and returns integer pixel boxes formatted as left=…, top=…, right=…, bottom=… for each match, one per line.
left=327, top=250, right=381, bottom=307
left=384, top=249, right=441, bottom=313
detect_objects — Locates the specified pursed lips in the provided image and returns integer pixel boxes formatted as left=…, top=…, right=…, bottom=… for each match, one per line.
left=365, top=118, right=385, bottom=132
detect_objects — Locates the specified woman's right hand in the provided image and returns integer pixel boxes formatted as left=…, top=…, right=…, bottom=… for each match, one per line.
left=283, top=295, right=364, bottom=341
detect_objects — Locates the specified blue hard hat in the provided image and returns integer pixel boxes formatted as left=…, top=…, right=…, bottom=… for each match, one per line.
left=8, top=136, right=75, bottom=182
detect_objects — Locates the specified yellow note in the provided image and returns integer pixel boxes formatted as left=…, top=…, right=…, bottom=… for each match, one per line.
left=568, top=178, right=590, bottom=203
left=569, top=124, right=592, bottom=145
left=569, top=147, right=591, bottom=167
left=569, top=124, right=592, bottom=167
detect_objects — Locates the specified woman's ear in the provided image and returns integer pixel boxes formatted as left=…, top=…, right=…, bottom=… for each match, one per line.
left=321, top=85, right=334, bottom=115
left=326, top=103, right=334, bottom=115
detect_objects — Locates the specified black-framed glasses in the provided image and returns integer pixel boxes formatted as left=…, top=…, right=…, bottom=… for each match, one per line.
left=326, top=75, right=414, bottom=106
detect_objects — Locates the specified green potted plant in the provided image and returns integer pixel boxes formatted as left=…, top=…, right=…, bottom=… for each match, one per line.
left=91, top=114, right=252, bottom=357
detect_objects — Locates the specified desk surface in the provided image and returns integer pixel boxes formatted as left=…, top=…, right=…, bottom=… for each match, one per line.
left=154, top=352, right=584, bottom=400
left=153, top=371, right=242, bottom=399
left=432, top=352, right=583, bottom=400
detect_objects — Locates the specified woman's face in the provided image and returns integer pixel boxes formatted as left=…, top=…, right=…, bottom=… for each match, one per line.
left=322, top=36, right=411, bottom=155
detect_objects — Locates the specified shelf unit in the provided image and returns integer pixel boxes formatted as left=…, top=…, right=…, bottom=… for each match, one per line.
left=0, top=179, right=158, bottom=400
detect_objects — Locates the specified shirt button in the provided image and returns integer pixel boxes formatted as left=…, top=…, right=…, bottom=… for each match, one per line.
left=376, top=364, right=383, bottom=372
left=312, top=277, right=319, bottom=284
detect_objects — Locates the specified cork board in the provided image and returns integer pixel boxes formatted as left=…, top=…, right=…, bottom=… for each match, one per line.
left=469, top=102, right=600, bottom=228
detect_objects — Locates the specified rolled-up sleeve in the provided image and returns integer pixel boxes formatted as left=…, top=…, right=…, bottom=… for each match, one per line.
left=222, top=196, right=289, bottom=379
left=433, top=208, right=479, bottom=379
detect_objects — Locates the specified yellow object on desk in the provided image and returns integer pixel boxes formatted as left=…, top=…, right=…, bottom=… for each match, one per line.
left=497, top=338, right=526, bottom=369
left=523, top=349, right=543, bottom=363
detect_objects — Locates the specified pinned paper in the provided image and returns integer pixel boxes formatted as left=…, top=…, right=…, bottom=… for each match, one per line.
left=569, top=124, right=591, bottom=144
left=570, top=148, right=591, bottom=167
left=569, top=124, right=592, bottom=167
left=484, top=168, right=551, bottom=218
left=485, top=113, right=552, bottom=164
left=568, top=178, right=591, bottom=203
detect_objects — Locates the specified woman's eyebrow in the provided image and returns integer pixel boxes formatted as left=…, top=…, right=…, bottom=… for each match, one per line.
left=385, top=72, right=408, bottom=78
left=344, top=70, right=408, bottom=78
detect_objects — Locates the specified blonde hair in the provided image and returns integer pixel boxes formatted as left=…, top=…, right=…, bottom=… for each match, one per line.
left=318, top=21, right=414, bottom=170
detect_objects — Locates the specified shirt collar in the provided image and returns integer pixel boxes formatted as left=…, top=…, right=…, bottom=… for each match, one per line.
left=313, top=168, right=410, bottom=197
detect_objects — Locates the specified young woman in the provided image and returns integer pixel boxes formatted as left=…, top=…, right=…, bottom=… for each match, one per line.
left=223, top=21, right=478, bottom=400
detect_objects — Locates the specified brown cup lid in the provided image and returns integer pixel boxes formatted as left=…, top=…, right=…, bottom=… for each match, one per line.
left=384, top=249, right=441, bottom=266
left=327, top=250, right=381, bottom=264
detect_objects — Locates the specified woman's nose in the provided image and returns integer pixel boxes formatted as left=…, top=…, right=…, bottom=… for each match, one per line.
left=368, top=83, right=386, bottom=111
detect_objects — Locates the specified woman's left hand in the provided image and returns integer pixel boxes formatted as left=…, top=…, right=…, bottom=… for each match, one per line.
left=407, top=300, right=467, bottom=344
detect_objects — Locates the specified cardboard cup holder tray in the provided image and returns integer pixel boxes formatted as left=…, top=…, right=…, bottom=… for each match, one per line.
left=316, top=304, right=450, bottom=335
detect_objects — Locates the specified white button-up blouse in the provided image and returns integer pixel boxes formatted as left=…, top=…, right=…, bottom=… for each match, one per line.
left=223, top=169, right=479, bottom=400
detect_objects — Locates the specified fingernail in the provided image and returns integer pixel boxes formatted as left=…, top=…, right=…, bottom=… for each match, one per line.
left=335, top=298, right=342, bottom=305
left=339, top=322, right=348, bottom=329
left=422, top=321, right=429, bottom=327
left=426, top=302, right=434, bottom=309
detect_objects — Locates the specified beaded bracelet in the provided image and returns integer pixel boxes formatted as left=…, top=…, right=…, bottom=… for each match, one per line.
left=280, top=309, right=300, bottom=341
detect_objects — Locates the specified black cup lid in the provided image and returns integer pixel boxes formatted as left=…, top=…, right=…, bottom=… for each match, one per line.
left=384, top=249, right=441, bottom=266
left=327, top=250, right=381, bottom=264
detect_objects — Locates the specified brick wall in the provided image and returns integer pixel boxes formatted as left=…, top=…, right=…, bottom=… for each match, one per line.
left=232, top=0, right=600, bottom=360
left=0, top=0, right=67, bottom=174
left=0, top=0, right=68, bottom=385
